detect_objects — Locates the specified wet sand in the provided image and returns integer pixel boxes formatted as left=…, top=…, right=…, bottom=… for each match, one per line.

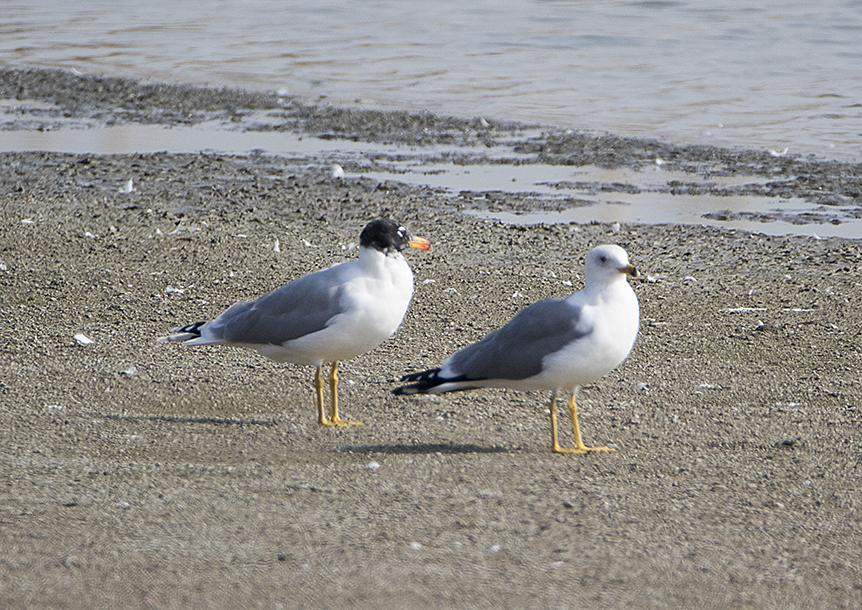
left=1, top=69, right=861, bottom=609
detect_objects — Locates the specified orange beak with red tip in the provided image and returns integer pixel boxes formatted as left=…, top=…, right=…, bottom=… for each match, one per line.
left=408, top=235, right=432, bottom=252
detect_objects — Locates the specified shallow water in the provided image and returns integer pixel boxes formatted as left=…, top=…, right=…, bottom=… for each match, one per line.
left=3, top=0, right=862, bottom=161
left=4, top=117, right=860, bottom=239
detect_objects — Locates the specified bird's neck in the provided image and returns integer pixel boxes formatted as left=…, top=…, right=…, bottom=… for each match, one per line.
left=359, top=246, right=406, bottom=274
left=583, top=276, right=627, bottom=301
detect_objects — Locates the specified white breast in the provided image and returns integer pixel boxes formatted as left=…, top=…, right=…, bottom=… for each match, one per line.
left=536, top=280, right=639, bottom=390
left=262, top=251, right=415, bottom=366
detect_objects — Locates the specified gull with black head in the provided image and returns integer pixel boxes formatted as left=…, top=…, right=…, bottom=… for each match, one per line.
left=162, top=219, right=432, bottom=427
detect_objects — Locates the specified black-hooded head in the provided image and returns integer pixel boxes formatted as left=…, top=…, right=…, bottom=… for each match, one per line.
left=359, top=219, right=431, bottom=255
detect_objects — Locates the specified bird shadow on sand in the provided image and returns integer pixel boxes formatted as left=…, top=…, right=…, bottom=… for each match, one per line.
left=344, top=442, right=511, bottom=455
left=104, top=413, right=278, bottom=427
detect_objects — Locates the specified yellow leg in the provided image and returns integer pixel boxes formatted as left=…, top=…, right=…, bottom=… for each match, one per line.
left=319, top=362, right=362, bottom=427
left=549, top=392, right=565, bottom=453
left=551, top=389, right=615, bottom=454
left=314, top=366, right=329, bottom=426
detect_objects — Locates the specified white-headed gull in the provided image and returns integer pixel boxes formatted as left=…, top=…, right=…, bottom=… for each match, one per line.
left=394, top=244, right=639, bottom=453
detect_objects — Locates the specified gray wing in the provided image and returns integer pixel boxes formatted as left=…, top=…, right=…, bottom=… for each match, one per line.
left=446, top=298, right=590, bottom=381
left=211, top=266, right=348, bottom=346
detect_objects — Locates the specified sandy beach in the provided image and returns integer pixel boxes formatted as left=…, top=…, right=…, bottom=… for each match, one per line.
left=1, top=69, right=861, bottom=609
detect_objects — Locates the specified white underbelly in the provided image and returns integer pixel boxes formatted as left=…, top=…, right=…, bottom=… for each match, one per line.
left=536, top=320, right=638, bottom=390
left=257, top=274, right=413, bottom=366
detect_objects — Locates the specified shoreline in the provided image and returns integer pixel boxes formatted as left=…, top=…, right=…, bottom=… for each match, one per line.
left=3, top=67, right=861, bottom=238
left=1, top=68, right=861, bottom=609
left=4, top=67, right=862, bottom=169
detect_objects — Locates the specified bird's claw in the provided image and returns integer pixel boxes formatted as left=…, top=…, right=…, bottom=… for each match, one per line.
left=553, top=445, right=616, bottom=454
left=319, top=417, right=363, bottom=427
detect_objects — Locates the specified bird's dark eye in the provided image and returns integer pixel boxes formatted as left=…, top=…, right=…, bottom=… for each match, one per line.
left=599, top=255, right=607, bottom=263
left=397, top=227, right=407, bottom=237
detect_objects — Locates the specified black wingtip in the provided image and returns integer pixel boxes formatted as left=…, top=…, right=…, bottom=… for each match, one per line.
left=392, top=367, right=443, bottom=396
left=170, top=321, right=206, bottom=337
